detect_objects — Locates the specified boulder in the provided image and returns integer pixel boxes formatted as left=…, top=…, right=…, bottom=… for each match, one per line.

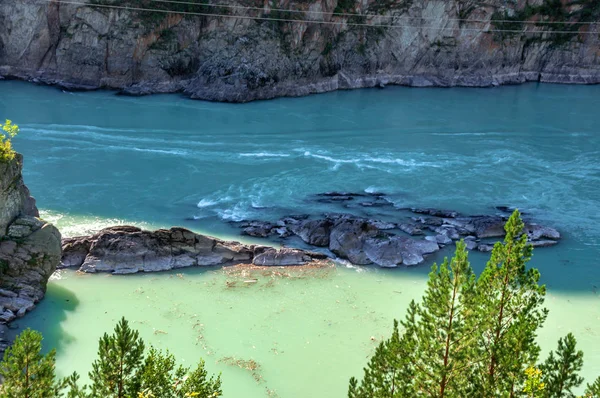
left=398, top=223, right=423, bottom=235
left=241, top=221, right=274, bottom=238
left=470, top=216, right=506, bottom=238
left=290, top=219, right=333, bottom=247
left=363, top=238, right=404, bottom=267
left=525, top=224, right=561, bottom=241
left=398, top=237, right=439, bottom=266
left=329, top=219, right=379, bottom=265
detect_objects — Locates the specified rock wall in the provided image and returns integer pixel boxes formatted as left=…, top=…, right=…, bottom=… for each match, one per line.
left=0, top=0, right=598, bottom=102
left=0, top=154, right=61, bottom=353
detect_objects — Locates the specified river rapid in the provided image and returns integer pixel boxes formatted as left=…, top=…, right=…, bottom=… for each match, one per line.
left=1, top=81, right=599, bottom=397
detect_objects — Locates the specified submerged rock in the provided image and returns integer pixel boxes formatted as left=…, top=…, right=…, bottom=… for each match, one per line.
left=231, top=198, right=561, bottom=268
left=61, top=226, right=327, bottom=274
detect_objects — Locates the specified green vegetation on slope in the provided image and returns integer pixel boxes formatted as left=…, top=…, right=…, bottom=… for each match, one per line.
left=349, top=210, right=600, bottom=398
left=491, top=0, right=600, bottom=46
left=0, top=318, right=222, bottom=398
left=0, top=120, right=18, bottom=163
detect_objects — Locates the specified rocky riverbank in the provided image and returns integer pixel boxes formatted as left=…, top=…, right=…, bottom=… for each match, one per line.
left=234, top=191, right=561, bottom=267
left=1, top=0, right=598, bottom=102
left=61, top=225, right=329, bottom=274
left=0, top=154, right=62, bottom=355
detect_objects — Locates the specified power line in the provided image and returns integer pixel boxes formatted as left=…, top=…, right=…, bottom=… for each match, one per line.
left=144, top=0, right=596, bottom=25
left=39, top=0, right=599, bottom=34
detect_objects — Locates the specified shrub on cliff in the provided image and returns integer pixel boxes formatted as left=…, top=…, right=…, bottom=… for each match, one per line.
left=349, top=210, right=599, bottom=398
left=0, top=318, right=222, bottom=398
left=0, top=120, right=19, bottom=163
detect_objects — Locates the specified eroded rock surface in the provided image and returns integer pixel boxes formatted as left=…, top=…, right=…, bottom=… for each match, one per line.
left=61, top=226, right=328, bottom=274
left=0, top=0, right=598, bottom=102
left=0, top=154, right=61, bottom=355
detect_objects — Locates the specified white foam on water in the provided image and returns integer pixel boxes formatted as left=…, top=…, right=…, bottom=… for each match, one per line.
left=239, top=152, right=291, bottom=158
left=38, top=210, right=151, bottom=238
left=197, top=198, right=219, bottom=208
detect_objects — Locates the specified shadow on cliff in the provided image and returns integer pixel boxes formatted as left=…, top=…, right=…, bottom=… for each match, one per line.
left=8, top=283, right=80, bottom=355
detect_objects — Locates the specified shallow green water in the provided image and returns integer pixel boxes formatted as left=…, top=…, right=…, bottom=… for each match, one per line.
left=1, top=81, right=600, bottom=396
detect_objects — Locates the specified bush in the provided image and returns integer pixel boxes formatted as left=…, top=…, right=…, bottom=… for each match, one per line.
left=0, top=120, right=19, bottom=163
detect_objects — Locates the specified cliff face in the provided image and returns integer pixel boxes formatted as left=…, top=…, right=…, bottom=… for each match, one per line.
left=0, top=154, right=61, bottom=353
left=0, top=0, right=599, bottom=102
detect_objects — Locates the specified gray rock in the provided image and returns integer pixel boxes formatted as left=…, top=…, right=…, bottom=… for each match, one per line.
left=253, top=248, right=325, bottom=266
left=477, top=244, right=496, bottom=252
left=470, top=216, right=506, bottom=238
left=329, top=219, right=379, bottom=265
left=62, top=225, right=323, bottom=274
left=0, top=155, right=61, bottom=336
left=368, top=220, right=397, bottom=230
left=411, top=208, right=459, bottom=218
left=363, top=237, right=403, bottom=268
left=525, top=224, right=561, bottom=241
left=398, top=238, right=440, bottom=266
left=463, top=239, right=478, bottom=251
left=290, top=219, right=333, bottom=247
left=242, top=225, right=272, bottom=238
left=530, top=240, right=559, bottom=248
left=1, top=0, right=598, bottom=104
left=398, top=223, right=423, bottom=236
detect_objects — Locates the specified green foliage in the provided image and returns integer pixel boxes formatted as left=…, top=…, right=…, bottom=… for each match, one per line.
left=89, top=317, right=146, bottom=397
left=0, top=119, right=19, bottom=163
left=473, top=210, right=548, bottom=395
left=0, top=318, right=221, bottom=398
left=349, top=210, right=598, bottom=398
left=540, top=333, right=584, bottom=397
left=0, top=329, right=64, bottom=398
left=586, top=376, right=600, bottom=397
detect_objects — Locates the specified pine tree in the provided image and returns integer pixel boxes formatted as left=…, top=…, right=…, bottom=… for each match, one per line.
left=585, top=376, right=600, bottom=397
left=540, top=333, right=584, bottom=397
left=176, top=359, right=222, bottom=398
left=89, top=317, right=145, bottom=398
left=349, top=241, right=477, bottom=397
left=0, top=328, right=63, bottom=398
left=138, top=347, right=183, bottom=398
left=472, top=210, right=548, bottom=397
left=411, top=240, right=477, bottom=397
left=349, top=309, right=417, bottom=397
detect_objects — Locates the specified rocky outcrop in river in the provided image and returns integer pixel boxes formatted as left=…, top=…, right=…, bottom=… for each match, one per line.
left=0, top=154, right=62, bottom=353
left=61, top=225, right=328, bottom=274
left=0, top=0, right=598, bottom=102
left=235, top=192, right=562, bottom=267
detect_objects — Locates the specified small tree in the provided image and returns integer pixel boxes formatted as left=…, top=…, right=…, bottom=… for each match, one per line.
left=89, top=317, right=145, bottom=398
left=473, top=210, right=548, bottom=396
left=540, top=333, right=584, bottom=397
left=0, top=329, right=63, bottom=398
left=0, top=119, right=19, bottom=162
left=585, top=376, right=600, bottom=397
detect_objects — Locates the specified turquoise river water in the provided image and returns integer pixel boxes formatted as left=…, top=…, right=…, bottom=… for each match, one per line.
left=1, top=81, right=599, bottom=397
